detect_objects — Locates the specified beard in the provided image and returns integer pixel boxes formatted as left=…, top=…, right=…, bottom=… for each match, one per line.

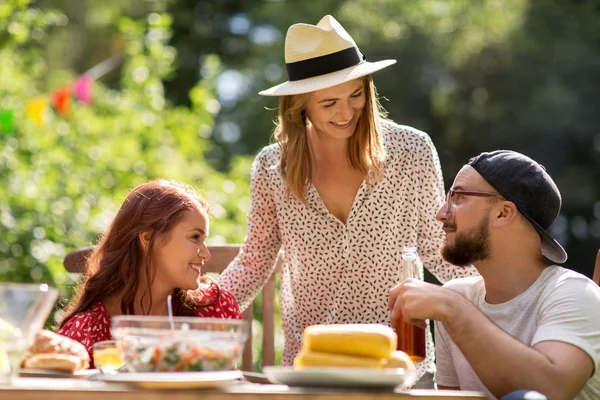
left=441, top=217, right=491, bottom=266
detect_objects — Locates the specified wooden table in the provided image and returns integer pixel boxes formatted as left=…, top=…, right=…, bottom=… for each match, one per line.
left=0, top=377, right=487, bottom=400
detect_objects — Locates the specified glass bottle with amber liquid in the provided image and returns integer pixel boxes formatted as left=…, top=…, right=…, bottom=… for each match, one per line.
left=395, top=246, right=426, bottom=363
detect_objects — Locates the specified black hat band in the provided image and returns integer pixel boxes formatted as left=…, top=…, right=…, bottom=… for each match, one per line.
left=286, top=47, right=365, bottom=82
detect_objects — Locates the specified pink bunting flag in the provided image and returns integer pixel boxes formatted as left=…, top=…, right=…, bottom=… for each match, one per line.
left=73, top=74, right=93, bottom=105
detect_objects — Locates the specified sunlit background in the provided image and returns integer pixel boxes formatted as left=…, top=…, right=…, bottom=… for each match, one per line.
left=1, top=0, right=599, bottom=368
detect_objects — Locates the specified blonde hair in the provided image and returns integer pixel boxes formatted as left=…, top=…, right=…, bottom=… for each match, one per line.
left=274, top=76, right=387, bottom=203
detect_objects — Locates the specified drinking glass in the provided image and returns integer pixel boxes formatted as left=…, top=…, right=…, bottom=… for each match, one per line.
left=0, top=283, right=58, bottom=385
left=93, top=340, right=124, bottom=373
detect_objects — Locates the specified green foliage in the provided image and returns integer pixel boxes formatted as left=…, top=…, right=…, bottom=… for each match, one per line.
left=2, top=0, right=599, bottom=370
left=213, top=0, right=599, bottom=277
left=0, top=0, right=252, bottom=293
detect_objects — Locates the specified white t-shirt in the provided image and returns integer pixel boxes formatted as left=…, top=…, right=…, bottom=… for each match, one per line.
left=435, top=266, right=600, bottom=399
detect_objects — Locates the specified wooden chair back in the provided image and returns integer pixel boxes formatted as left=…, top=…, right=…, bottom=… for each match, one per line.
left=593, top=249, right=600, bottom=286
left=63, top=245, right=282, bottom=371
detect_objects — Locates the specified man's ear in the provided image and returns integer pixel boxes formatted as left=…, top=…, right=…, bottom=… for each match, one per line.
left=493, top=201, right=519, bottom=229
left=138, top=231, right=152, bottom=250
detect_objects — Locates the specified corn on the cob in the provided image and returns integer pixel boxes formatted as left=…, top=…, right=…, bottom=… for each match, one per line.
left=294, top=350, right=386, bottom=369
left=303, top=324, right=396, bottom=359
left=385, top=350, right=416, bottom=370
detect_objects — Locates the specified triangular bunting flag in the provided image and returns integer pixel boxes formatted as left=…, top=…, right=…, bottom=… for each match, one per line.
left=0, top=109, right=14, bottom=134
left=25, top=96, right=49, bottom=125
left=53, top=86, right=72, bottom=117
left=73, top=75, right=93, bottom=105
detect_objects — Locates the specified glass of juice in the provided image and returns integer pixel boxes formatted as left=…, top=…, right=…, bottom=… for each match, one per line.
left=93, top=340, right=124, bottom=374
left=396, top=313, right=426, bottom=363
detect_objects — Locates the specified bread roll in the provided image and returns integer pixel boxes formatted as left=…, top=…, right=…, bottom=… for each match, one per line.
left=22, top=330, right=90, bottom=371
left=294, top=350, right=386, bottom=369
left=303, top=324, right=396, bottom=359
left=22, top=353, right=81, bottom=372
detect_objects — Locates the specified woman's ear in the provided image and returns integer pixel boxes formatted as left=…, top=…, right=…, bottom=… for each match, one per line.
left=138, top=231, right=152, bottom=250
left=492, top=201, right=519, bottom=229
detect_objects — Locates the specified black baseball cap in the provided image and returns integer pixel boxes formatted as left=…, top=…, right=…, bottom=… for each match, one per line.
left=468, top=150, right=567, bottom=265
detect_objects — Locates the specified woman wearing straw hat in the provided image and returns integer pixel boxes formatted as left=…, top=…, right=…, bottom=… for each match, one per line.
left=218, top=15, right=477, bottom=387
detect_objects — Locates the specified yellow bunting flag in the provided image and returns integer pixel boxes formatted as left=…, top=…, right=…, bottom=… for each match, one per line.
left=25, top=96, right=49, bottom=125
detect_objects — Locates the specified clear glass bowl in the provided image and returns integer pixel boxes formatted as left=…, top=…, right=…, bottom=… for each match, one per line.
left=111, top=316, right=248, bottom=373
left=0, top=283, right=58, bottom=385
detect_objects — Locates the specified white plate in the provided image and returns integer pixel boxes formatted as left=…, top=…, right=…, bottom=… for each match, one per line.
left=19, top=368, right=99, bottom=379
left=263, top=366, right=416, bottom=389
left=99, top=370, right=243, bottom=390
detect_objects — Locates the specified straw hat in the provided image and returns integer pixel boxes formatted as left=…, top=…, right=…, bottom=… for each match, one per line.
left=259, top=15, right=396, bottom=96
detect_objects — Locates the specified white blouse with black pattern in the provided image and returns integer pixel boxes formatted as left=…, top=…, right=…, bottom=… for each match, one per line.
left=218, top=119, right=478, bottom=382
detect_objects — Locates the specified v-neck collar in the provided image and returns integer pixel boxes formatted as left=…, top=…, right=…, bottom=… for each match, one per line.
left=307, top=179, right=369, bottom=226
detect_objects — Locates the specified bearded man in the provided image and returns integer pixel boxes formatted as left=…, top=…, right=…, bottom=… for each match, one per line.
left=389, top=150, right=600, bottom=400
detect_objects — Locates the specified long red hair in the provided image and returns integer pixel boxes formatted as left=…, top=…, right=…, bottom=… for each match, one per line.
left=59, top=179, right=215, bottom=326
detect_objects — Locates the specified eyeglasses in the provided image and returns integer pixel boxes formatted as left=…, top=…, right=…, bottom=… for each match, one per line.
left=444, top=189, right=504, bottom=214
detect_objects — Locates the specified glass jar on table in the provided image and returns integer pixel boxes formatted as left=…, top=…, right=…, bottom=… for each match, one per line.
left=395, top=246, right=426, bottom=363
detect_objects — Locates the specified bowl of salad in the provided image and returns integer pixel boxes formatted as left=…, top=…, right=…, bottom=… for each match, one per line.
left=111, top=316, right=248, bottom=373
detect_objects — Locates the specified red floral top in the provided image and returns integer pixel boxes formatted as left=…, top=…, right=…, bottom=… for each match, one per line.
left=58, top=289, right=242, bottom=368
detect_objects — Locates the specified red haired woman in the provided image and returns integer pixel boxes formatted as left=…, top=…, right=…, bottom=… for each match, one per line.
left=58, top=180, right=241, bottom=363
